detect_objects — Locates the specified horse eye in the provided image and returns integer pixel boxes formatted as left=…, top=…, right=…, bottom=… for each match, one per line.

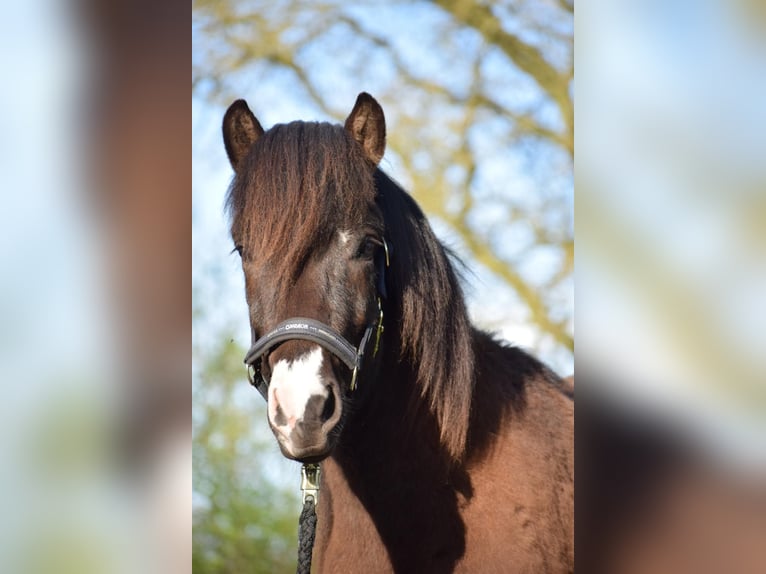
left=356, top=237, right=378, bottom=260
left=232, top=245, right=244, bottom=257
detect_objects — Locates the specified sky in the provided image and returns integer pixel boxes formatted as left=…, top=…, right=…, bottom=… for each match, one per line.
left=191, top=2, right=575, bottom=378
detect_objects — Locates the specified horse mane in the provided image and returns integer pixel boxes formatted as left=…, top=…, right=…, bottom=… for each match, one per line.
left=375, top=170, right=475, bottom=462
left=225, top=121, right=381, bottom=287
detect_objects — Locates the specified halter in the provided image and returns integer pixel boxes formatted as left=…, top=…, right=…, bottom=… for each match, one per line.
left=244, top=239, right=390, bottom=399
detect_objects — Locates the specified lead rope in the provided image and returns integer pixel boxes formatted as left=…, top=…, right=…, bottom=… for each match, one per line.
left=297, top=463, right=321, bottom=574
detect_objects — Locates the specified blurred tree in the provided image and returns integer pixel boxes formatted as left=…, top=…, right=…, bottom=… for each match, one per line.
left=192, top=0, right=573, bottom=357
left=193, top=332, right=299, bottom=573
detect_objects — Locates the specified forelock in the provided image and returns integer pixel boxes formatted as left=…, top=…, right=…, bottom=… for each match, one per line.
left=226, top=120, right=380, bottom=281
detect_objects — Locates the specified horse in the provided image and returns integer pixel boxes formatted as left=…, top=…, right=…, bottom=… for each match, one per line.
left=222, top=92, right=574, bottom=573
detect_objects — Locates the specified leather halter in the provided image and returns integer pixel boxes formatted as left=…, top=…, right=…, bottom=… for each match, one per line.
left=245, top=239, right=390, bottom=400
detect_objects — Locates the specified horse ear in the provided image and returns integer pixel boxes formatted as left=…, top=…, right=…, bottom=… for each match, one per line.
left=344, top=92, right=386, bottom=165
left=222, top=99, right=264, bottom=171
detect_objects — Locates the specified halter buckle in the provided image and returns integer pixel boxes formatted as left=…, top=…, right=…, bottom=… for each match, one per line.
left=300, top=463, right=322, bottom=505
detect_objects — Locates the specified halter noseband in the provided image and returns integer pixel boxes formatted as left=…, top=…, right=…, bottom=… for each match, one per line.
left=245, top=239, right=390, bottom=400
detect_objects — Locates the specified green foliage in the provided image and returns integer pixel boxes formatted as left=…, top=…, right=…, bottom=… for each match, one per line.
left=193, top=336, right=300, bottom=573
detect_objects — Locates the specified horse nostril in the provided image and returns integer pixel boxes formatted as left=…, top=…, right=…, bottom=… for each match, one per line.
left=321, top=390, right=336, bottom=424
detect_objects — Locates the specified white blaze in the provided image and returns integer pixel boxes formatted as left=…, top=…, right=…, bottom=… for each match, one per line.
left=338, top=230, right=351, bottom=246
left=267, top=347, right=327, bottom=431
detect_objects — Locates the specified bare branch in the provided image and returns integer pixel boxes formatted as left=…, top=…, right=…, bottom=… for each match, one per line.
left=445, top=208, right=574, bottom=351
left=431, top=0, right=573, bottom=151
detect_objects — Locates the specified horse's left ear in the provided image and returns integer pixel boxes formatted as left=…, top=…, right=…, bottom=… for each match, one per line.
left=344, top=92, right=386, bottom=165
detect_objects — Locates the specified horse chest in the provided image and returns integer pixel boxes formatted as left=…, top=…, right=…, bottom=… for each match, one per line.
left=313, top=451, right=572, bottom=573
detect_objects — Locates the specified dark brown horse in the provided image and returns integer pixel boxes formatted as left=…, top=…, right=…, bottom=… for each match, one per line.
left=223, top=92, right=573, bottom=573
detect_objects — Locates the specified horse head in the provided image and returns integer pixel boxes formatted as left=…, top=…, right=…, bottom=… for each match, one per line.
left=223, top=93, right=388, bottom=462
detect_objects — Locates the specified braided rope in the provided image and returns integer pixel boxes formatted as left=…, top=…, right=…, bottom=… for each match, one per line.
left=296, top=495, right=318, bottom=574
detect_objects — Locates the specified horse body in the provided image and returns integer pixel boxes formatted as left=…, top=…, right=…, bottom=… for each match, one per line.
left=314, top=332, right=573, bottom=573
left=222, top=92, right=573, bottom=573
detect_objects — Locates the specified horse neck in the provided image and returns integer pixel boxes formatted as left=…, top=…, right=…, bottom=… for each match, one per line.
left=320, top=344, right=474, bottom=571
left=332, top=340, right=465, bottom=493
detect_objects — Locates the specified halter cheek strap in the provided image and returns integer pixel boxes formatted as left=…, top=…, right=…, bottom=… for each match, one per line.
left=245, top=239, right=390, bottom=399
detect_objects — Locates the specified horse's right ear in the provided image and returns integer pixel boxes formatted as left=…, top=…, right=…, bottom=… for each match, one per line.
left=222, top=99, right=264, bottom=171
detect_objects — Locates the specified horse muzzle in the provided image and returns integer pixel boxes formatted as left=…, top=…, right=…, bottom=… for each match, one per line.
left=244, top=318, right=378, bottom=462
left=259, top=343, right=340, bottom=461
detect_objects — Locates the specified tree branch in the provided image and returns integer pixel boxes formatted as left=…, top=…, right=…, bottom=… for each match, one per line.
left=431, top=0, right=573, bottom=152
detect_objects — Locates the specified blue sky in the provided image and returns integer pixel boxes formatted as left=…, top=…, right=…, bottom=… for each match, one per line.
left=192, top=2, right=575, bottom=377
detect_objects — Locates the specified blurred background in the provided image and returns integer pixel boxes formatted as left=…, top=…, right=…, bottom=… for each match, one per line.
left=0, top=0, right=763, bottom=572
left=577, top=0, right=766, bottom=572
left=579, top=0, right=766, bottom=460
left=0, top=0, right=189, bottom=572
left=193, top=0, right=573, bottom=570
